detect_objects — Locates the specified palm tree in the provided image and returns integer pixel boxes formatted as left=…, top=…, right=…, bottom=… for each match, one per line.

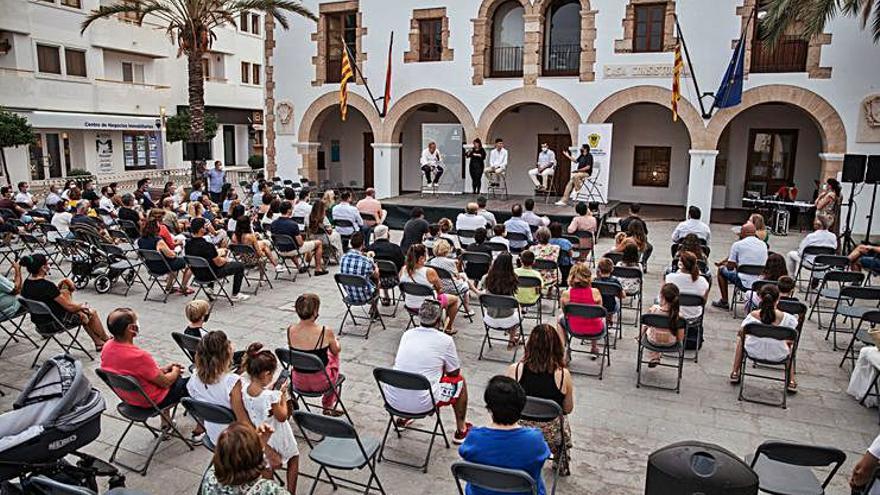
left=760, top=0, right=880, bottom=44
left=81, top=0, right=316, bottom=178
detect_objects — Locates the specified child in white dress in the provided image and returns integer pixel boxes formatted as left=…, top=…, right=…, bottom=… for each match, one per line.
left=241, top=343, right=299, bottom=494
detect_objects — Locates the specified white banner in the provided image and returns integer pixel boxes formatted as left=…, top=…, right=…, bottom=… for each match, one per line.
left=576, top=123, right=613, bottom=204
left=422, top=124, right=464, bottom=194
left=26, top=111, right=161, bottom=131
left=96, top=133, right=113, bottom=173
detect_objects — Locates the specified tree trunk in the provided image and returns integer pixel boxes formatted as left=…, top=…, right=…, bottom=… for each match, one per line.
left=264, top=14, right=277, bottom=179
left=187, top=49, right=206, bottom=182
left=0, top=148, right=11, bottom=186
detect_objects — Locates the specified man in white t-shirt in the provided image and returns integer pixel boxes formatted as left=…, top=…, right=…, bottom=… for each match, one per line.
left=383, top=301, right=472, bottom=444
left=712, top=222, right=768, bottom=310
left=851, top=433, right=880, bottom=493
left=14, top=182, right=33, bottom=208
left=484, top=139, right=508, bottom=186
left=785, top=217, right=837, bottom=276
left=456, top=202, right=489, bottom=240
left=671, top=206, right=711, bottom=243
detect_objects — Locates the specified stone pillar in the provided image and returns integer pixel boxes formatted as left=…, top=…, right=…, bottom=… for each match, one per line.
left=293, top=142, right=320, bottom=182
left=372, top=143, right=402, bottom=199
left=819, top=153, right=845, bottom=181
left=522, top=13, right=542, bottom=86
left=687, top=150, right=719, bottom=223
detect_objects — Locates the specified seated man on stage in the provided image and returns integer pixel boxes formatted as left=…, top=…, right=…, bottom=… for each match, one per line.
left=528, top=143, right=556, bottom=192
left=484, top=138, right=508, bottom=186
left=420, top=141, right=444, bottom=186
left=556, top=144, right=593, bottom=206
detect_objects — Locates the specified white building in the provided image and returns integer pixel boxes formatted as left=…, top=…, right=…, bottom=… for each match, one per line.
left=274, top=0, right=880, bottom=223
left=0, top=0, right=265, bottom=184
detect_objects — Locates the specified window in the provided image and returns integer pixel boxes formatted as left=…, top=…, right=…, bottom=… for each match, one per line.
left=64, top=49, right=87, bottom=77
left=632, top=146, right=671, bottom=187
left=745, top=129, right=798, bottom=195
left=750, top=1, right=807, bottom=73
left=123, top=132, right=159, bottom=169
left=122, top=62, right=144, bottom=83
left=251, top=13, right=260, bottom=35
left=60, top=0, right=81, bottom=8
left=633, top=4, right=666, bottom=53
left=241, top=61, right=250, bottom=83
left=252, top=63, right=261, bottom=85
left=36, top=44, right=61, bottom=74
left=543, top=0, right=581, bottom=76
left=202, top=58, right=210, bottom=80
left=325, top=11, right=357, bottom=83
left=418, top=18, right=442, bottom=62
left=240, top=12, right=249, bottom=32
left=491, top=1, right=524, bottom=77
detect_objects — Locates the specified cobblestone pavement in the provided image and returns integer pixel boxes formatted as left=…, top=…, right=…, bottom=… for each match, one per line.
left=0, top=221, right=875, bottom=494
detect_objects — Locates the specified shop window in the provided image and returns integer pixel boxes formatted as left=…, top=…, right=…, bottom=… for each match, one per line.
left=60, top=0, right=81, bottom=8
left=633, top=4, right=665, bottom=53
left=632, top=146, right=671, bottom=187
left=324, top=11, right=357, bottom=83
left=36, top=44, right=61, bottom=75
left=491, top=1, right=524, bottom=77
left=241, top=61, right=250, bottom=83
left=64, top=49, right=87, bottom=77
left=123, top=132, right=159, bottom=169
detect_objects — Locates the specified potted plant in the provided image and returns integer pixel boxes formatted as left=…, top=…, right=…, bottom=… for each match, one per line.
left=66, top=169, right=94, bottom=189
left=247, top=154, right=264, bottom=170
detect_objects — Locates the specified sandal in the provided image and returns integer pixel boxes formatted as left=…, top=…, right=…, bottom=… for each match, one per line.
left=444, top=327, right=458, bottom=336
left=176, top=287, right=195, bottom=295
left=729, top=371, right=741, bottom=384
left=787, top=381, right=798, bottom=394
left=647, top=358, right=660, bottom=368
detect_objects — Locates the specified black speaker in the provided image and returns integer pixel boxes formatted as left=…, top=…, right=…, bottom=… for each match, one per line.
left=183, top=141, right=212, bottom=161
left=866, top=155, right=880, bottom=184
left=842, top=154, right=868, bottom=183
left=646, top=441, right=758, bottom=495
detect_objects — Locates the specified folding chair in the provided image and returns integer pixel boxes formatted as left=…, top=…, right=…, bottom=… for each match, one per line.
left=137, top=249, right=182, bottom=303
left=18, top=297, right=93, bottom=368
left=399, top=282, right=439, bottom=330
left=486, top=170, right=509, bottom=200
left=18, top=232, right=67, bottom=277
left=826, top=286, right=880, bottom=351
left=116, top=219, right=141, bottom=242
left=738, top=323, right=798, bottom=408
left=602, top=251, right=623, bottom=265
left=678, top=294, right=706, bottom=363
left=461, top=252, right=491, bottom=285
left=292, top=216, right=306, bottom=231
left=271, top=233, right=309, bottom=281
left=561, top=303, right=609, bottom=379
left=431, top=266, right=474, bottom=323
left=372, top=367, right=450, bottom=473
left=376, top=260, right=400, bottom=317
left=612, top=266, right=643, bottom=326
left=171, top=331, right=200, bottom=368
left=803, top=254, right=849, bottom=301
left=108, top=228, right=137, bottom=256
left=636, top=314, right=686, bottom=393
left=573, top=230, right=595, bottom=266
left=184, top=255, right=235, bottom=306
left=533, top=259, right=560, bottom=313
left=746, top=441, right=846, bottom=495
left=563, top=235, right=582, bottom=264
left=0, top=235, right=24, bottom=277
left=293, top=411, right=386, bottom=495
left=101, top=243, right=148, bottom=296
left=0, top=306, right=37, bottom=358
left=456, top=229, right=477, bottom=248
left=228, top=243, right=273, bottom=294
left=451, top=461, right=537, bottom=495
left=94, top=369, right=193, bottom=475
left=731, top=264, right=765, bottom=318
left=483, top=241, right=509, bottom=257
left=517, top=275, right=544, bottom=324
left=477, top=294, right=525, bottom=363
left=334, top=273, right=385, bottom=338
left=794, top=247, right=838, bottom=291
left=331, top=218, right=354, bottom=251
left=506, top=232, right=529, bottom=255
left=521, top=397, right=564, bottom=495
left=810, top=270, right=864, bottom=330
left=840, top=310, right=880, bottom=371
left=179, top=398, right=235, bottom=451
left=778, top=298, right=807, bottom=369
left=276, top=348, right=350, bottom=421
left=592, top=280, right=623, bottom=347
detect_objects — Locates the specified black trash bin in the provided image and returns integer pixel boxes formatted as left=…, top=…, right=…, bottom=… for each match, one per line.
left=646, top=441, right=758, bottom=495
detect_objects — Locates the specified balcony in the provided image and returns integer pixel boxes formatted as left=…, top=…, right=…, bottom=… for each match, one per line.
left=542, top=43, right=580, bottom=77
left=751, top=36, right=808, bottom=73
left=490, top=46, right=523, bottom=78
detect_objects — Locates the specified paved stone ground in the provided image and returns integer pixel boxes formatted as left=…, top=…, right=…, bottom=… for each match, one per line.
left=1, top=221, right=876, bottom=494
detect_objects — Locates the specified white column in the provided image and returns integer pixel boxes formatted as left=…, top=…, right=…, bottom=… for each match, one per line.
left=687, top=149, right=719, bottom=223
left=372, top=143, right=402, bottom=200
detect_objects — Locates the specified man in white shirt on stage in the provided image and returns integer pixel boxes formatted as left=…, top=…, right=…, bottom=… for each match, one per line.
left=420, top=141, right=444, bottom=185
left=528, top=143, right=556, bottom=191
left=484, top=139, right=508, bottom=186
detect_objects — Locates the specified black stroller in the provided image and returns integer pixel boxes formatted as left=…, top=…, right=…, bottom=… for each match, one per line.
left=68, top=225, right=138, bottom=294
left=0, top=354, right=126, bottom=494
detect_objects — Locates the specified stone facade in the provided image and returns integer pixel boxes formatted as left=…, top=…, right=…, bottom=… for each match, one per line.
left=614, top=0, right=678, bottom=54
left=311, top=0, right=367, bottom=87
left=404, top=7, right=454, bottom=63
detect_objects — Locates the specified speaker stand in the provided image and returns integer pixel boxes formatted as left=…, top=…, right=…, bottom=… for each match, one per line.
left=864, top=182, right=879, bottom=245
left=841, top=182, right=858, bottom=254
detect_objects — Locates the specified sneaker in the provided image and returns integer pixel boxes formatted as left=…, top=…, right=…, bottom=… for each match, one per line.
left=554, top=200, right=567, bottom=206
left=464, top=309, right=477, bottom=318
left=711, top=299, right=729, bottom=310
left=190, top=431, right=205, bottom=446
left=453, top=422, right=473, bottom=445
left=275, top=265, right=287, bottom=273
left=231, top=293, right=250, bottom=302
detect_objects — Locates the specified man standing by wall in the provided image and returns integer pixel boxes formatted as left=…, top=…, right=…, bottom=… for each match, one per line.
left=206, top=161, right=226, bottom=204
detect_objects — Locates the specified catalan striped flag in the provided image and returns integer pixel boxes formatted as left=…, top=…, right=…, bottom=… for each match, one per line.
left=339, top=38, right=353, bottom=121
left=671, top=41, right=683, bottom=122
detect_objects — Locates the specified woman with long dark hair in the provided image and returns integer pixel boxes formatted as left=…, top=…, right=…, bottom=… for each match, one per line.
left=664, top=251, right=709, bottom=321
left=465, top=138, right=486, bottom=194
left=307, top=200, right=344, bottom=257
left=815, top=177, right=842, bottom=231
left=640, top=283, right=682, bottom=367
left=480, top=252, right=521, bottom=347
left=138, top=219, right=193, bottom=294
left=232, top=214, right=281, bottom=271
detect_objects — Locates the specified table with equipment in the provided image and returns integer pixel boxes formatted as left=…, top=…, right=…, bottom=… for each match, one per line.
left=741, top=197, right=814, bottom=235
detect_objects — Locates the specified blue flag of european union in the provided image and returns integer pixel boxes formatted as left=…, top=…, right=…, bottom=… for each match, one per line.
left=715, top=36, right=746, bottom=109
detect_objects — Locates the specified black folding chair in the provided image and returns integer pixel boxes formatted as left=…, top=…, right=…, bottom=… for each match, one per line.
left=561, top=303, right=609, bottom=379
left=171, top=331, right=200, bottom=367
left=376, top=259, right=400, bottom=317
left=18, top=232, right=67, bottom=277
left=271, top=233, right=309, bottom=281
left=533, top=259, right=560, bottom=313
left=456, top=229, right=477, bottom=248
left=461, top=251, right=491, bottom=284
left=517, top=275, right=544, bottom=324
left=137, top=249, right=182, bottom=303
left=335, top=273, right=385, bottom=338
left=827, top=286, right=880, bottom=351
left=228, top=243, right=273, bottom=294
left=331, top=218, right=355, bottom=251
left=746, top=441, right=846, bottom=495
left=602, top=251, right=623, bottom=265
left=94, top=369, right=193, bottom=475
left=731, top=264, right=766, bottom=318
left=738, top=323, right=798, bottom=408
left=399, top=282, right=440, bottom=330
left=521, top=397, right=564, bottom=495
left=293, top=411, right=386, bottom=495
left=18, top=297, right=92, bottom=368
left=184, top=255, right=235, bottom=306
left=794, top=247, right=838, bottom=291
left=506, top=232, right=529, bottom=255
left=451, top=461, right=537, bottom=495
left=372, top=367, right=450, bottom=473
left=778, top=298, right=807, bottom=371
left=612, top=266, right=643, bottom=326
left=431, top=265, right=473, bottom=323
left=180, top=398, right=235, bottom=451
left=116, top=219, right=141, bottom=241
left=810, top=269, right=864, bottom=329
left=636, top=314, right=687, bottom=393
left=276, top=348, right=350, bottom=421
left=679, top=294, right=706, bottom=363
left=840, top=310, right=880, bottom=371
left=107, top=228, right=137, bottom=255
left=0, top=306, right=37, bottom=358
left=101, top=243, right=148, bottom=297
left=483, top=241, right=509, bottom=256
left=592, top=280, right=623, bottom=348
left=804, top=254, right=849, bottom=300
left=478, top=294, right=525, bottom=363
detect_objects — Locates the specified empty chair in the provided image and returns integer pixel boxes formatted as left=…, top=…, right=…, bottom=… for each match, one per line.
left=810, top=269, right=864, bottom=329
left=746, top=441, right=846, bottom=495
left=636, top=314, right=687, bottom=393
left=793, top=246, right=838, bottom=290
left=0, top=305, right=36, bottom=359
left=737, top=323, right=799, bottom=408
left=451, top=461, right=537, bottom=495
left=334, top=273, right=385, bottom=338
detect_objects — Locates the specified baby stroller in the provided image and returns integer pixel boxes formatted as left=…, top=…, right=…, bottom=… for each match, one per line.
left=68, top=226, right=137, bottom=294
left=0, top=354, right=126, bottom=494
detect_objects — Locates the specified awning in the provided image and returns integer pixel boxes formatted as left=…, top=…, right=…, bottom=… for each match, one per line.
left=23, top=111, right=161, bottom=132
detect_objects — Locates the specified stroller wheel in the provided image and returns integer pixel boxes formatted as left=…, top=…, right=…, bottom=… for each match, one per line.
left=73, top=276, right=89, bottom=290
left=94, top=276, right=112, bottom=294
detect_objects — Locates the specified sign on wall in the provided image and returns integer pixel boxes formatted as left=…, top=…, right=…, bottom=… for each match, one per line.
left=96, top=133, right=113, bottom=173
left=422, top=124, right=464, bottom=194
left=576, top=123, right=613, bottom=204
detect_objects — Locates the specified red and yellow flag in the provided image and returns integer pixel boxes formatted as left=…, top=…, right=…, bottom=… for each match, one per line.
left=671, top=41, right=683, bottom=122
left=339, top=38, right=353, bottom=121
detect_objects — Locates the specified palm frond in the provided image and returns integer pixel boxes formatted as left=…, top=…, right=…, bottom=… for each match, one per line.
left=81, top=1, right=152, bottom=33
left=871, top=0, right=880, bottom=40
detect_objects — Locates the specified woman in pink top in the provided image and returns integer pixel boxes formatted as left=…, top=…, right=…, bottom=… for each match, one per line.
left=567, top=202, right=597, bottom=250
left=558, top=264, right=604, bottom=354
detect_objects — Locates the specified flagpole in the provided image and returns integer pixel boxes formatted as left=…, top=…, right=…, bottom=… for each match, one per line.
left=673, top=14, right=711, bottom=119
left=381, top=32, right=393, bottom=117
left=341, top=40, right=384, bottom=118
left=710, top=7, right=754, bottom=112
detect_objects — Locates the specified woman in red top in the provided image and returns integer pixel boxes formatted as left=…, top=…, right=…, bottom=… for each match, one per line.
left=558, top=263, right=604, bottom=355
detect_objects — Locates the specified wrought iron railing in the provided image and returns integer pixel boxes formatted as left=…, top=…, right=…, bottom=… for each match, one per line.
left=750, top=36, right=808, bottom=73
left=543, top=43, right=581, bottom=76
left=490, top=46, right=523, bottom=77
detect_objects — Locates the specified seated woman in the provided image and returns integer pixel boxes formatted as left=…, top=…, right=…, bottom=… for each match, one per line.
left=479, top=252, right=522, bottom=348
left=566, top=201, right=597, bottom=254
left=287, top=293, right=344, bottom=416
left=400, top=244, right=460, bottom=334
left=664, top=251, right=710, bottom=321
left=260, top=198, right=282, bottom=230
left=437, top=218, right=458, bottom=253
left=188, top=201, right=227, bottom=247
left=200, top=423, right=287, bottom=495
left=625, top=221, right=650, bottom=270
left=506, top=323, right=574, bottom=476
left=186, top=331, right=247, bottom=446
left=427, top=239, right=477, bottom=317
left=19, top=254, right=110, bottom=351
left=307, top=200, right=344, bottom=259
left=666, top=233, right=711, bottom=280
left=148, top=208, right=183, bottom=252
left=529, top=227, right=561, bottom=287
left=615, top=240, right=644, bottom=297
left=730, top=284, right=798, bottom=391
left=322, top=190, right=336, bottom=222
left=137, top=219, right=193, bottom=294
left=750, top=213, right=771, bottom=246
left=232, top=215, right=283, bottom=272
left=558, top=263, right=604, bottom=355
left=746, top=252, right=788, bottom=310
left=640, top=283, right=682, bottom=367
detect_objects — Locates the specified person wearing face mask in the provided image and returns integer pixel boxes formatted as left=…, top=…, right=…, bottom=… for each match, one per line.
left=420, top=141, right=444, bottom=186
left=528, top=143, right=557, bottom=192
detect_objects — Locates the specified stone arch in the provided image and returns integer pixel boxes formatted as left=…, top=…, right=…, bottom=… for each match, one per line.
left=706, top=84, right=846, bottom=153
left=380, top=89, right=478, bottom=143
left=471, top=0, right=530, bottom=85
left=587, top=85, right=707, bottom=147
left=297, top=91, right=383, bottom=143
left=478, top=87, right=581, bottom=143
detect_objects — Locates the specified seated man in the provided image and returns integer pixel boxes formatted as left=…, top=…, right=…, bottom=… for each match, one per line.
left=522, top=198, right=550, bottom=228
left=368, top=225, right=403, bottom=305
left=0, top=186, right=33, bottom=224
left=385, top=301, right=471, bottom=443
left=484, top=139, right=508, bottom=186
left=527, top=143, right=556, bottom=191
left=339, top=232, right=380, bottom=312
left=458, top=375, right=550, bottom=494
left=456, top=202, right=489, bottom=234
left=712, top=222, right=769, bottom=309
left=556, top=144, right=593, bottom=206
left=476, top=196, right=497, bottom=227
left=14, top=181, right=34, bottom=209
left=293, top=189, right=313, bottom=222
left=671, top=206, right=711, bottom=243
left=270, top=200, right=327, bottom=275
left=356, top=188, right=386, bottom=226
left=420, top=141, right=444, bottom=185
left=786, top=217, right=837, bottom=276
left=503, top=204, right=533, bottom=251
left=184, top=218, right=249, bottom=302
left=331, top=190, right=365, bottom=239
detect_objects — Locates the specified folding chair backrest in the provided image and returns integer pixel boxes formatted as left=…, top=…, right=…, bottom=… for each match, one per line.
left=95, top=368, right=153, bottom=406
left=117, top=220, right=140, bottom=239
left=841, top=286, right=880, bottom=301
left=612, top=266, right=642, bottom=281
left=432, top=265, right=457, bottom=281
left=640, top=313, right=686, bottom=331
left=229, top=243, right=261, bottom=266
left=180, top=398, right=235, bottom=426
left=276, top=347, right=325, bottom=374
left=451, top=461, right=537, bottom=495
left=751, top=441, right=846, bottom=488
left=360, top=212, right=377, bottom=224
left=813, top=255, right=848, bottom=269
left=480, top=294, right=520, bottom=310
left=38, top=223, right=59, bottom=236
left=824, top=270, right=865, bottom=285
left=373, top=366, right=432, bottom=392
left=563, top=303, right=606, bottom=319
left=737, top=264, right=766, bottom=276
left=333, top=218, right=354, bottom=229
left=184, top=255, right=219, bottom=282
left=271, top=233, right=298, bottom=253
left=376, top=259, right=399, bottom=277
left=742, top=323, right=798, bottom=341
left=802, top=246, right=837, bottom=257
left=483, top=242, right=509, bottom=253
left=603, top=252, right=623, bottom=265
left=457, top=229, right=477, bottom=243
left=139, top=249, right=172, bottom=272
left=335, top=273, right=371, bottom=290
left=293, top=410, right=357, bottom=439
left=751, top=280, right=777, bottom=293
left=862, top=310, right=880, bottom=326
left=777, top=299, right=807, bottom=320
left=18, top=232, right=40, bottom=246
left=291, top=216, right=306, bottom=228
left=592, top=280, right=621, bottom=297
left=461, top=252, right=492, bottom=266
left=506, top=232, right=529, bottom=244
left=517, top=275, right=542, bottom=289
left=100, top=243, right=125, bottom=258
left=400, top=281, right=434, bottom=298
left=533, top=259, right=558, bottom=272
left=172, top=331, right=200, bottom=363
left=521, top=396, right=563, bottom=423
left=678, top=294, right=706, bottom=310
